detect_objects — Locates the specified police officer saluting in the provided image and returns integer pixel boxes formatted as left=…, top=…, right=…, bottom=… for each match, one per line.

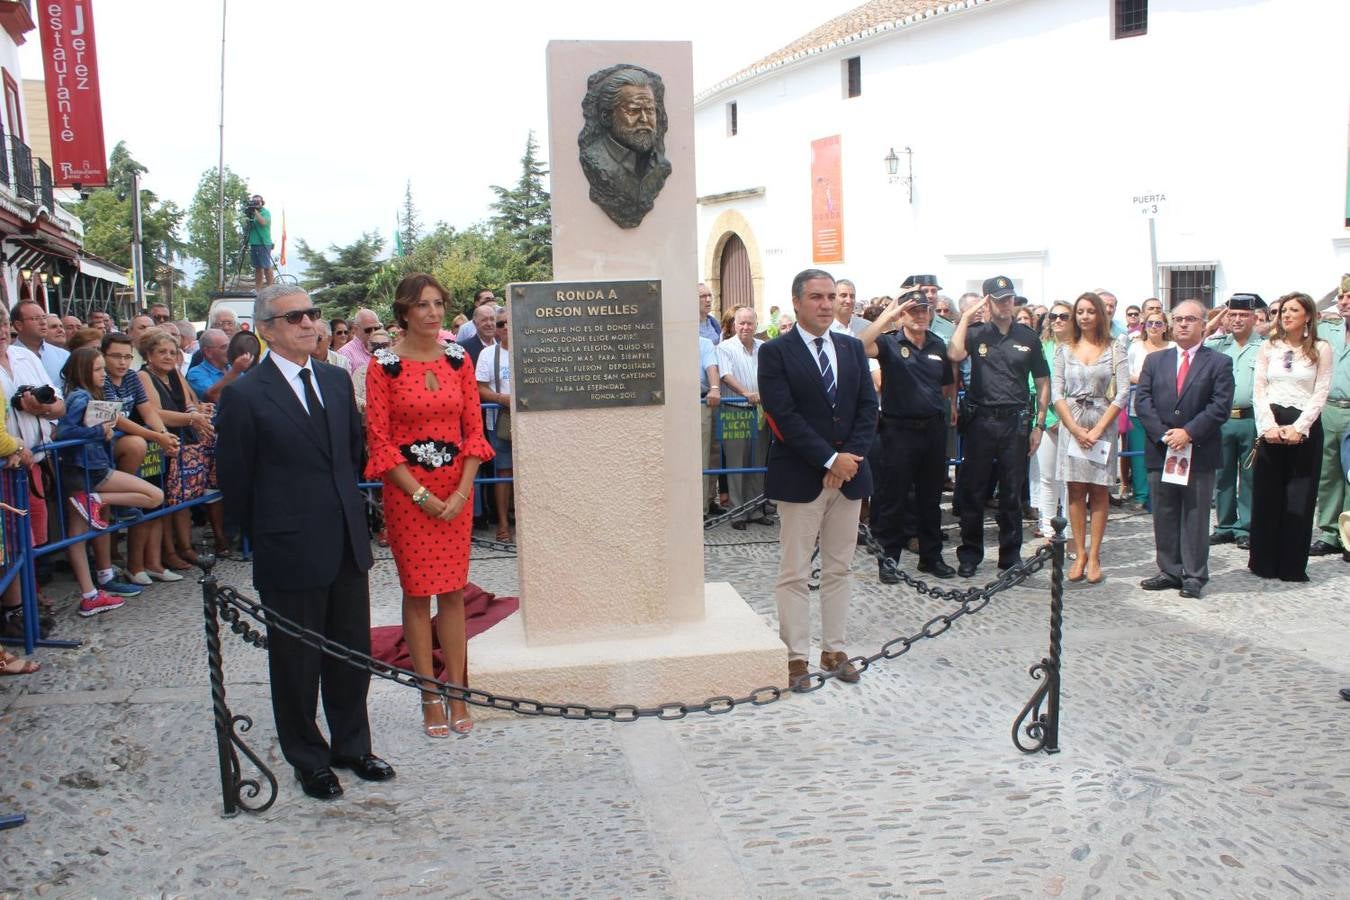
left=861, top=289, right=958, bottom=580
left=904, top=274, right=953, bottom=343
left=947, top=276, right=1051, bottom=577
left=1206, top=293, right=1265, bottom=549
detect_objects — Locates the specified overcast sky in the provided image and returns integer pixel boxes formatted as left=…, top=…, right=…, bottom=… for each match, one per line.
left=19, top=0, right=858, bottom=264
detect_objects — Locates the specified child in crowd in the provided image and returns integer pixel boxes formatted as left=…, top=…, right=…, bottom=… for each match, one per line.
left=55, top=347, right=165, bottom=617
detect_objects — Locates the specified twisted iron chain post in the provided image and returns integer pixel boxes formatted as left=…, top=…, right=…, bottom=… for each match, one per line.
left=1012, top=510, right=1066, bottom=754
left=202, top=560, right=238, bottom=815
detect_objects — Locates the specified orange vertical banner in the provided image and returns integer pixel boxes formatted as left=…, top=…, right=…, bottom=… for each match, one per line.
left=811, top=135, right=844, bottom=264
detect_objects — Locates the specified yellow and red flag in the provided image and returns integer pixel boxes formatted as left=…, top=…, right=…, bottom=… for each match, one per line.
left=278, top=209, right=288, bottom=267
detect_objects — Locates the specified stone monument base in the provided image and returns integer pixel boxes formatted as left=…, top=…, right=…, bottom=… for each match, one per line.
left=469, top=583, right=784, bottom=717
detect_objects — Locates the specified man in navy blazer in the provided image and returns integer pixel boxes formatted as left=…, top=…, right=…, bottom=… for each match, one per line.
left=760, top=269, right=878, bottom=689
left=217, top=284, right=394, bottom=801
left=1135, top=299, right=1235, bottom=598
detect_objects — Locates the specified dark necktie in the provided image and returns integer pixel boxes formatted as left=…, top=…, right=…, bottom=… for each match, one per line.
left=298, top=368, right=330, bottom=445
left=814, top=337, right=837, bottom=405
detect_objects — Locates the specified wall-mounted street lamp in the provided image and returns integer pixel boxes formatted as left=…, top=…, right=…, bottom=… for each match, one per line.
left=884, top=145, right=913, bottom=203
left=19, top=266, right=31, bottom=281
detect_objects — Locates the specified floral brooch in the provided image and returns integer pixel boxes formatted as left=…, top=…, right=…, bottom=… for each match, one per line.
left=400, top=438, right=460, bottom=471
left=375, top=347, right=402, bottom=377
left=443, top=341, right=465, bottom=370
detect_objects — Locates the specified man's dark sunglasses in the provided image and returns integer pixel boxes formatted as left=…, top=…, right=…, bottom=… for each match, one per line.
left=263, top=307, right=323, bottom=325
left=361, top=324, right=381, bottom=334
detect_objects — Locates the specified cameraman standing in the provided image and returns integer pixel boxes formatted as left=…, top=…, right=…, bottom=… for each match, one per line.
left=245, top=194, right=275, bottom=292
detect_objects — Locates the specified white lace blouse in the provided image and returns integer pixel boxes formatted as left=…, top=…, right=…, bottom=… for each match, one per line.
left=1253, top=339, right=1332, bottom=436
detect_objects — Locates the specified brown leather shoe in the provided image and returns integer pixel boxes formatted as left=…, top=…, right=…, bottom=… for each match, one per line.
left=820, top=651, right=860, bottom=684
left=787, top=659, right=810, bottom=691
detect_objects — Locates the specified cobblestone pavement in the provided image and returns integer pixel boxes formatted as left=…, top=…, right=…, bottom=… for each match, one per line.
left=1, top=508, right=1348, bottom=898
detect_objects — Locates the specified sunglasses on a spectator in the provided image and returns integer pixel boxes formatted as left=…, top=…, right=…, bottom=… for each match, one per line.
left=334, top=329, right=349, bottom=336
left=362, top=325, right=381, bottom=334
left=262, top=307, right=322, bottom=325
left=1145, top=320, right=1166, bottom=329
left=1047, top=312, right=1070, bottom=322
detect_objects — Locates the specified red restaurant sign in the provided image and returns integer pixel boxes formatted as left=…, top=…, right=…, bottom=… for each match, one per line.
left=37, top=0, right=108, bottom=188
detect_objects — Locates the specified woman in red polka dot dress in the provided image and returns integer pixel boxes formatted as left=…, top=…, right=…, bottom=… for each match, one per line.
left=364, top=273, right=494, bottom=738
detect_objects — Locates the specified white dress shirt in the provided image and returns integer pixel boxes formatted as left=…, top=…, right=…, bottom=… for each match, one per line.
left=270, top=352, right=325, bottom=413
left=796, top=326, right=841, bottom=469
left=716, top=336, right=763, bottom=398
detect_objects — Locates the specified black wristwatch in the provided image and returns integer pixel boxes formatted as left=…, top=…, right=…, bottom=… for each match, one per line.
left=1033, top=421, right=1046, bottom=430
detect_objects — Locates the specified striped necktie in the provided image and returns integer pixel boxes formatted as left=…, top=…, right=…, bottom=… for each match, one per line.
left=814, top=337, right=837, bottom=405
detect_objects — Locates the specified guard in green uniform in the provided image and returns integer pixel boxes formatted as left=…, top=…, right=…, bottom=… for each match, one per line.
left=1309, top=276, right=1350, bottom=558
left=1206, top=293, right=1265, bottom=549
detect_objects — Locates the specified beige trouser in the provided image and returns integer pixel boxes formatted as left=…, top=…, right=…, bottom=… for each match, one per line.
left=1339, top=511, right=1350, bottom=550
left=775, top=487, right=861, bottom=662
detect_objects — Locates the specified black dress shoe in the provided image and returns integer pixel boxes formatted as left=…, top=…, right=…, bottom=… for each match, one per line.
left=750, top=514, right=778, bottom=526
left=730, top=520, right=748, bottom=531
left=878, top=560, right=900, bottom=585
left=957, top=561, right=977, bottom=578
left=1209, top=532, right=1234, bottom=545
left=1308, top=540, right=1339, bottom=557
left=1236, top=537, right=1251, bottom=550
left=330, top=753, right=396, bottom=782
left=295, top=767, right=343, bottom=800
left=917, top=558, right=955, bottom=579
left=1339, top=687, right=1350, bottom=702
left=997, top=557, right=1024, bottom=573
left=1140, top=573, right=1182, bottom=591
left=1179, top=582, right=1203, bottom=599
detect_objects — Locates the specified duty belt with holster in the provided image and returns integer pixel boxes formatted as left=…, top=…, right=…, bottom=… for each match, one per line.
left=1229, top=407, right=1252, bottom=419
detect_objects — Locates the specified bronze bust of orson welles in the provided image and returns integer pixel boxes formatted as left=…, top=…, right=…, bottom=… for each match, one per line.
left=578, top=64, right=672, bottom=229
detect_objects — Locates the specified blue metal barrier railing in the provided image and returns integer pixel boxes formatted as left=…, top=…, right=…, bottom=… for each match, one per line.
left=0, top=436, right=225, bottom=655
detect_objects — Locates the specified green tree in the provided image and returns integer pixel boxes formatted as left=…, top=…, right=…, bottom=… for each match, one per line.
left=399, top=179, right=421, bottom=255
left=297, top=231, right=386, bottom=316
left=184, top=166, right=252, bottom=293
left=488, top=131, right=551, bottom=279
left=67, top=141, right=185, bottom=303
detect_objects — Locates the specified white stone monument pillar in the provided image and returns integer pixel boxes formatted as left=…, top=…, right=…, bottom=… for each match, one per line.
left=470, top=40, right=782, bottom=709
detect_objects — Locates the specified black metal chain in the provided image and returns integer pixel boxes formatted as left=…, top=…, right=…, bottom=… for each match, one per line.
left=209, top=537, right=1049, bottom=721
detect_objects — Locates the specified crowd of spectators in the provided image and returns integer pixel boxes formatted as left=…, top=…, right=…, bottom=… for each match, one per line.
left=0, top=285, right=516, bottom=667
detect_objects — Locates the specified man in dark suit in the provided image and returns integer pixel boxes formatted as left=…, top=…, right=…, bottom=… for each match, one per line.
left=216, top=284, right=394, bottom=801
left=760, top=269, right=878, bottom=689
left=1135, top=299, right=1235, bottom=599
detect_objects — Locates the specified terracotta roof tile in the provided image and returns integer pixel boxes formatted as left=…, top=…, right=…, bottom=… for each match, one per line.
left=700, top=0, right=997, bottom=100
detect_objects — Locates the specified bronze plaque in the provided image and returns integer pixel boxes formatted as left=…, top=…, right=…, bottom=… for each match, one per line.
left=511, top=279, right=665, bottom=412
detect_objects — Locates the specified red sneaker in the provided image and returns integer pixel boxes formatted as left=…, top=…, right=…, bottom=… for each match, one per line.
left=69, top=492, right=108, bottom=530
left=78, top=590, right=125, bottom=617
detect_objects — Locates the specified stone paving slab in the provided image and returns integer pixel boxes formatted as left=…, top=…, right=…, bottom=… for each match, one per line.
left=1, top=512, right=1347, bottom=898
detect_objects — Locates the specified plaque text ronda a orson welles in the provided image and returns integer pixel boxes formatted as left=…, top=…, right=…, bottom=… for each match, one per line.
left=578, top=63, right=672, bottom=229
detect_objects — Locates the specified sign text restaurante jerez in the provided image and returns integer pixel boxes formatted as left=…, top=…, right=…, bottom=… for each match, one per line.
left=38, top=0, right=109, bottom=188
left=511, top=279, right=665, bottom=412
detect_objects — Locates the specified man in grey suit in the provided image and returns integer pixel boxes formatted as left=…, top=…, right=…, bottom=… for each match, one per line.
left=1135, top=299, right=1235, bottom=599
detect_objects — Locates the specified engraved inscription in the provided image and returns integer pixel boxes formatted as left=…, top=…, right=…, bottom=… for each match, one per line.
left=511, top=279, right=665, bottom=411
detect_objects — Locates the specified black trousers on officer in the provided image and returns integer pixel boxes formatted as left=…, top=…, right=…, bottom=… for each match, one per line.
left=876, top=414, right=947, bottom=563
left=1248, top=409, right=1322, bottom=582
left=958, top=412, right=1029, bottom=568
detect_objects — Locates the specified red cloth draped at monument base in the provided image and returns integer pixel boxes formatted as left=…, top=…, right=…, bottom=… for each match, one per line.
left=369, top=583, right=518, bottom=679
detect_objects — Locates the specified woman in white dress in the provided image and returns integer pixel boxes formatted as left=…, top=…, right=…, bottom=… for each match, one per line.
left=1052, top=293, right=1130, bottom=584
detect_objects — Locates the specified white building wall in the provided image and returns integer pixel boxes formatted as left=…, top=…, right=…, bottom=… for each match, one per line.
left=695, top=0, right=1350, bottom=318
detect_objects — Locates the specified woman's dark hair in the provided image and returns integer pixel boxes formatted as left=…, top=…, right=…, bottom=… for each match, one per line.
left=227, top=330, right=261, bottom=367
left=329, top=317, right=347, bottom=332
left=392, top=272, right=450, bottom=329
left=1071, top=291, right=1112, bottom=347
left=65, top=346, right=105, bottom=399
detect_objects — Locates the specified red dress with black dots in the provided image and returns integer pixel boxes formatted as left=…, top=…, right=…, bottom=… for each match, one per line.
left=364, top=349, right=494, bottom=596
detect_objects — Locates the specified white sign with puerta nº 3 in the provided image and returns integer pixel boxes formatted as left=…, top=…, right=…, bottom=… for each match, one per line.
left=1133, top=192, right=1167, bottom=217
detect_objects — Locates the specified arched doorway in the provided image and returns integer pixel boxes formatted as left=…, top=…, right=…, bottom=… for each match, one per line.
left=719, top=233, right=753, bottom=313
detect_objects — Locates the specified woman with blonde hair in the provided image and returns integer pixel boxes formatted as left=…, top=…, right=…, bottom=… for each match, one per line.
left=1126, top=309, right=1174, bottom=510
left=1033, top=301, right=1073, bottom=539
left=1051, top=292, right=1130, bottom=583
left=1248, top=292, right=1332, bottom=581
